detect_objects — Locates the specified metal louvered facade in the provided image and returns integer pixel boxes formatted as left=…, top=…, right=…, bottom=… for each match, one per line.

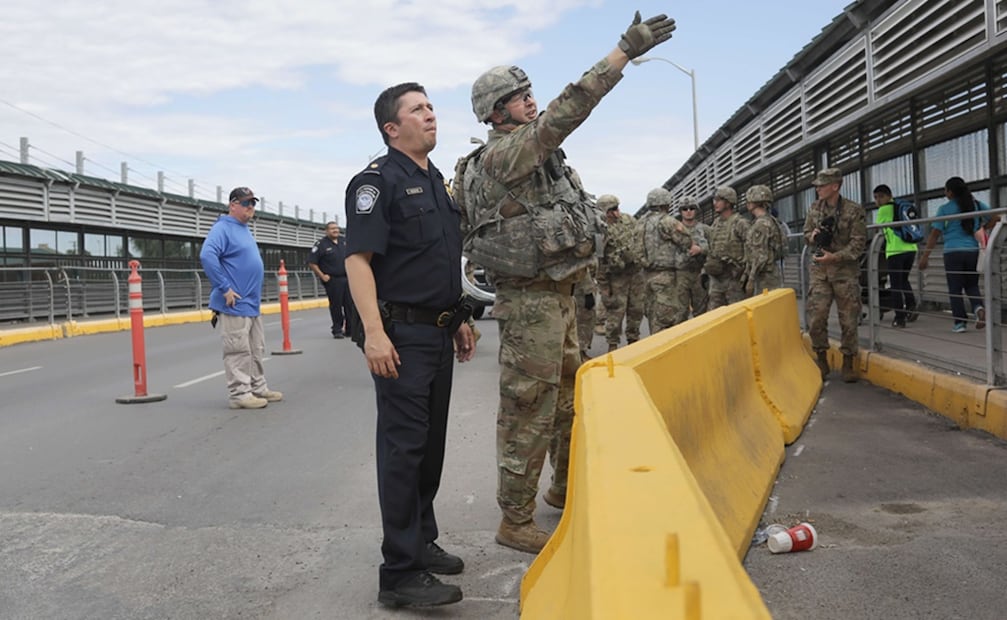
left=666, top=0, right=1007, bottom=229
left=0, top=162, right=326, bottom=270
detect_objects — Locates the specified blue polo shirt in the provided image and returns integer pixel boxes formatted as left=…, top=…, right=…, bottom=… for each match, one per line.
left=199, top=215, right=264, bottom=316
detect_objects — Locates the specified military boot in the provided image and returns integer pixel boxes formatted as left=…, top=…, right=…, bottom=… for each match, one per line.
left=543, top=487, right=566, bottom=510
left=815, top=351, right=830, bottom=380
left=495, top=518, right=551, bottom=554
left=842, top=354, right=858, bottom=383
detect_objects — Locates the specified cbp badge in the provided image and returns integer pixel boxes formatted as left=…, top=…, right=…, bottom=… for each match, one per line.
left=355, top=185, right=379, bottom=214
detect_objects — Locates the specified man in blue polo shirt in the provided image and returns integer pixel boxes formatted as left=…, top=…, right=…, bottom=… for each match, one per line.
left=199, top=187, right=283, bottom=410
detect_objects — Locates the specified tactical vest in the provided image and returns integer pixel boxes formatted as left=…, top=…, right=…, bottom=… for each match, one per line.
left=604, top=213, right=641, bottom=272
left=710, top=213, right=746, bottom=266
left=676, top=222, right=708, bottom=271
left=641, top=211, right=677, bottom=270
left=461, top=147, right=604, bottom=282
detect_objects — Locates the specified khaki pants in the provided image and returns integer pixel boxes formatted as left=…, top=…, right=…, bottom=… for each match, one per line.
left=220, top=313, right=268, bottom=399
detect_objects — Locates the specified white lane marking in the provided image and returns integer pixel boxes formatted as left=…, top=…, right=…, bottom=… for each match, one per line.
left=0, top=366, right=42, bottom=378
left=264, top=318, right=303, bottom=327
left=793, top=444, right=805, bottom=457
left=465, top=597, right=520, bottom=604
left=480, top=562, right=529, bottom=579
left=174, top=371, right=224, bottom=388
left=174, top=358, right=270, bottom=388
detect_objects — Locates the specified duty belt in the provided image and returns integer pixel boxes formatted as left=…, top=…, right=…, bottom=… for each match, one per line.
left=385, top=302, right=456, bottom=328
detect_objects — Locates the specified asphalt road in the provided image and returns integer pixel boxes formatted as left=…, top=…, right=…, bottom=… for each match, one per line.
left=0, top=309, right=536, bottom=620
left=2, top=309, right=1007, bottom=619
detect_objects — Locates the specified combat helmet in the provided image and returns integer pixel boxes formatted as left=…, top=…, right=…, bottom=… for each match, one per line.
left=745, top=185, right=773, bottom=204
left=471, top=66, right=532, bottom=123
left=596, top=194, right=620, bottom=211
left=714, top=186, right=737, bottom=205
left=646, top=187, right=673, bottom=209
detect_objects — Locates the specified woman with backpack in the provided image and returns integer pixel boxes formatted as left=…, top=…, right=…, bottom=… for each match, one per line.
left=918, top=177, right=996, bottom=332
left=873, top=184, right=919, bottom=328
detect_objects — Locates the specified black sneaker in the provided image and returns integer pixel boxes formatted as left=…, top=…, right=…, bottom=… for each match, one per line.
left=424, top=541, right=464, bottom=575
left=332, top=332, right=345, bottom=339
left=891, top=317, right=906, bottom=328
left=378, top=571, right=462, bottom=608
left=906, top=306, right=919, bottom=323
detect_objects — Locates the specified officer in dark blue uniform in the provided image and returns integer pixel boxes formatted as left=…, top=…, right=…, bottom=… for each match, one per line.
left=344, top=82, right=476, bottom=609
left=307, top=221, right=353, bottom=338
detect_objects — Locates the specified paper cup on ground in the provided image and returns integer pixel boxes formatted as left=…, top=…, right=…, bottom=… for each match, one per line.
left=768, top=522, right=817, bottom=553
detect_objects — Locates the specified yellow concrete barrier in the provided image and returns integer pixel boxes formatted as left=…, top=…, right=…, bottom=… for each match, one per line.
left=521, top=362, right=771, bottom=619
left=521, top=291, right=820, bottom=619
left=742, top=289, right=822, bottom=444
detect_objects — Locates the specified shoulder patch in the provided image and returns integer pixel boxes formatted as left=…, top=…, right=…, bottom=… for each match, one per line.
left=355, top=185, right=380, bottom=214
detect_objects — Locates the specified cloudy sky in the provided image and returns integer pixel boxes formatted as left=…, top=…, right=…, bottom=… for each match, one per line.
left=1, top=0, right=851, bottom=227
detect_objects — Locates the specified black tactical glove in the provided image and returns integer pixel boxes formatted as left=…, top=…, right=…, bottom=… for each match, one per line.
left=584, top=293, right=596, bottom=310
left=618, top=11, right=676, bottom=60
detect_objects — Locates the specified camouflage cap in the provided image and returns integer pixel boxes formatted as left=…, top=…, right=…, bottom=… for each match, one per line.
left=646, top=187, right=673, bottom=208
left=812, top=167, right=843, bottom=186
left=745, top=185, right=773, bottom=204
left=714, top=186, right=737, bottom=204
left=596, top=194, right=620, bottom=211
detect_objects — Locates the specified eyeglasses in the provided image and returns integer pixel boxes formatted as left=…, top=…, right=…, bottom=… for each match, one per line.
left=235, top=198, right=258, bottom=208
left=681, top=206, right=697, bottom=211
left=506, top=89, right=534, bottom=105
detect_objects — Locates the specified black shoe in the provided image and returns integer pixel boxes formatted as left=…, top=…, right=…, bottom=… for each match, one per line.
left=378, top=571, right=462, bottom=608
left=332, top=332, right=344, bottom=339
left=906, top=306, right=919, bottom=323
left=891, top=318, right=906, bottom=328
left=424, top=541, right=464, bottom=575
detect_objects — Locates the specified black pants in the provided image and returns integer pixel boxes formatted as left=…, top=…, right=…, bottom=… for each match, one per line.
left=323, top=275, right=352, bottom=336
left=373, top=321, right=454, bottom=589
left=886, top=251, right=917, bottom=321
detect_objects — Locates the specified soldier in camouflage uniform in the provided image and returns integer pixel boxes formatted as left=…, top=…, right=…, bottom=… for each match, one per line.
left=803, top=167, right=867, bottom=383
left=459, top=12, right=677, bottom=554
left=706, top=186, right=751, bottom=309
left=597, top=194, right=644, bottom=351
left=639, top=187, right=694, bottom=332
left=673, top=196, right=710, bottom=323
left=743, top=185, right=784, bottom=295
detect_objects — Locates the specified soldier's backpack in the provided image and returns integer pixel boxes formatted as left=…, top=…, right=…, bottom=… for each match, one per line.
left=451, top=144, right=487, bottom=233
left=893, top=199, right=924, bottom=243
left=770, top=215, right=788, bottom=261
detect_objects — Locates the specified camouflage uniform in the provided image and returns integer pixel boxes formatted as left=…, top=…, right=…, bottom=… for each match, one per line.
left=745, top=213, right=784, bottom=293
left=574, top=267, right=598, bottom=356
left=462, top=60, right=622, bottom=528
left=673, top=217, right=710, bottom=323
left=600, top=212, right=644, bottom=350
left=707, top=212, right=750, bottom=309
left=638, top=192, right=694, bottom=333
left=804, top=193, right=867, bottom=358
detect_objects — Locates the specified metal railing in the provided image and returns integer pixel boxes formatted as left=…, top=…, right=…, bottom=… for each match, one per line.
left=792, top=208, right=1007, bottom=386
left=0, top=266, right=324, bottom=325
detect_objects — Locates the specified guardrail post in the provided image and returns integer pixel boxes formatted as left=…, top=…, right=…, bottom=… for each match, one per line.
left=271, top=260, right=302, bottom=356
left=116, top=260, right=167, bottom=404
left=984, top=221, right=1004, bottom=385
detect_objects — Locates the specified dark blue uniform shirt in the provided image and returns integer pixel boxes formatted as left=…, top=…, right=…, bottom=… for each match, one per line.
left=344, top=147, right=462, bottom=310
left=308, top=235, right=347, bottom=277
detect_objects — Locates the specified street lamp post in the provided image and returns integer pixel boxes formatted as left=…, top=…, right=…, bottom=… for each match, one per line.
left=632, top=56, right=699, bottom=151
